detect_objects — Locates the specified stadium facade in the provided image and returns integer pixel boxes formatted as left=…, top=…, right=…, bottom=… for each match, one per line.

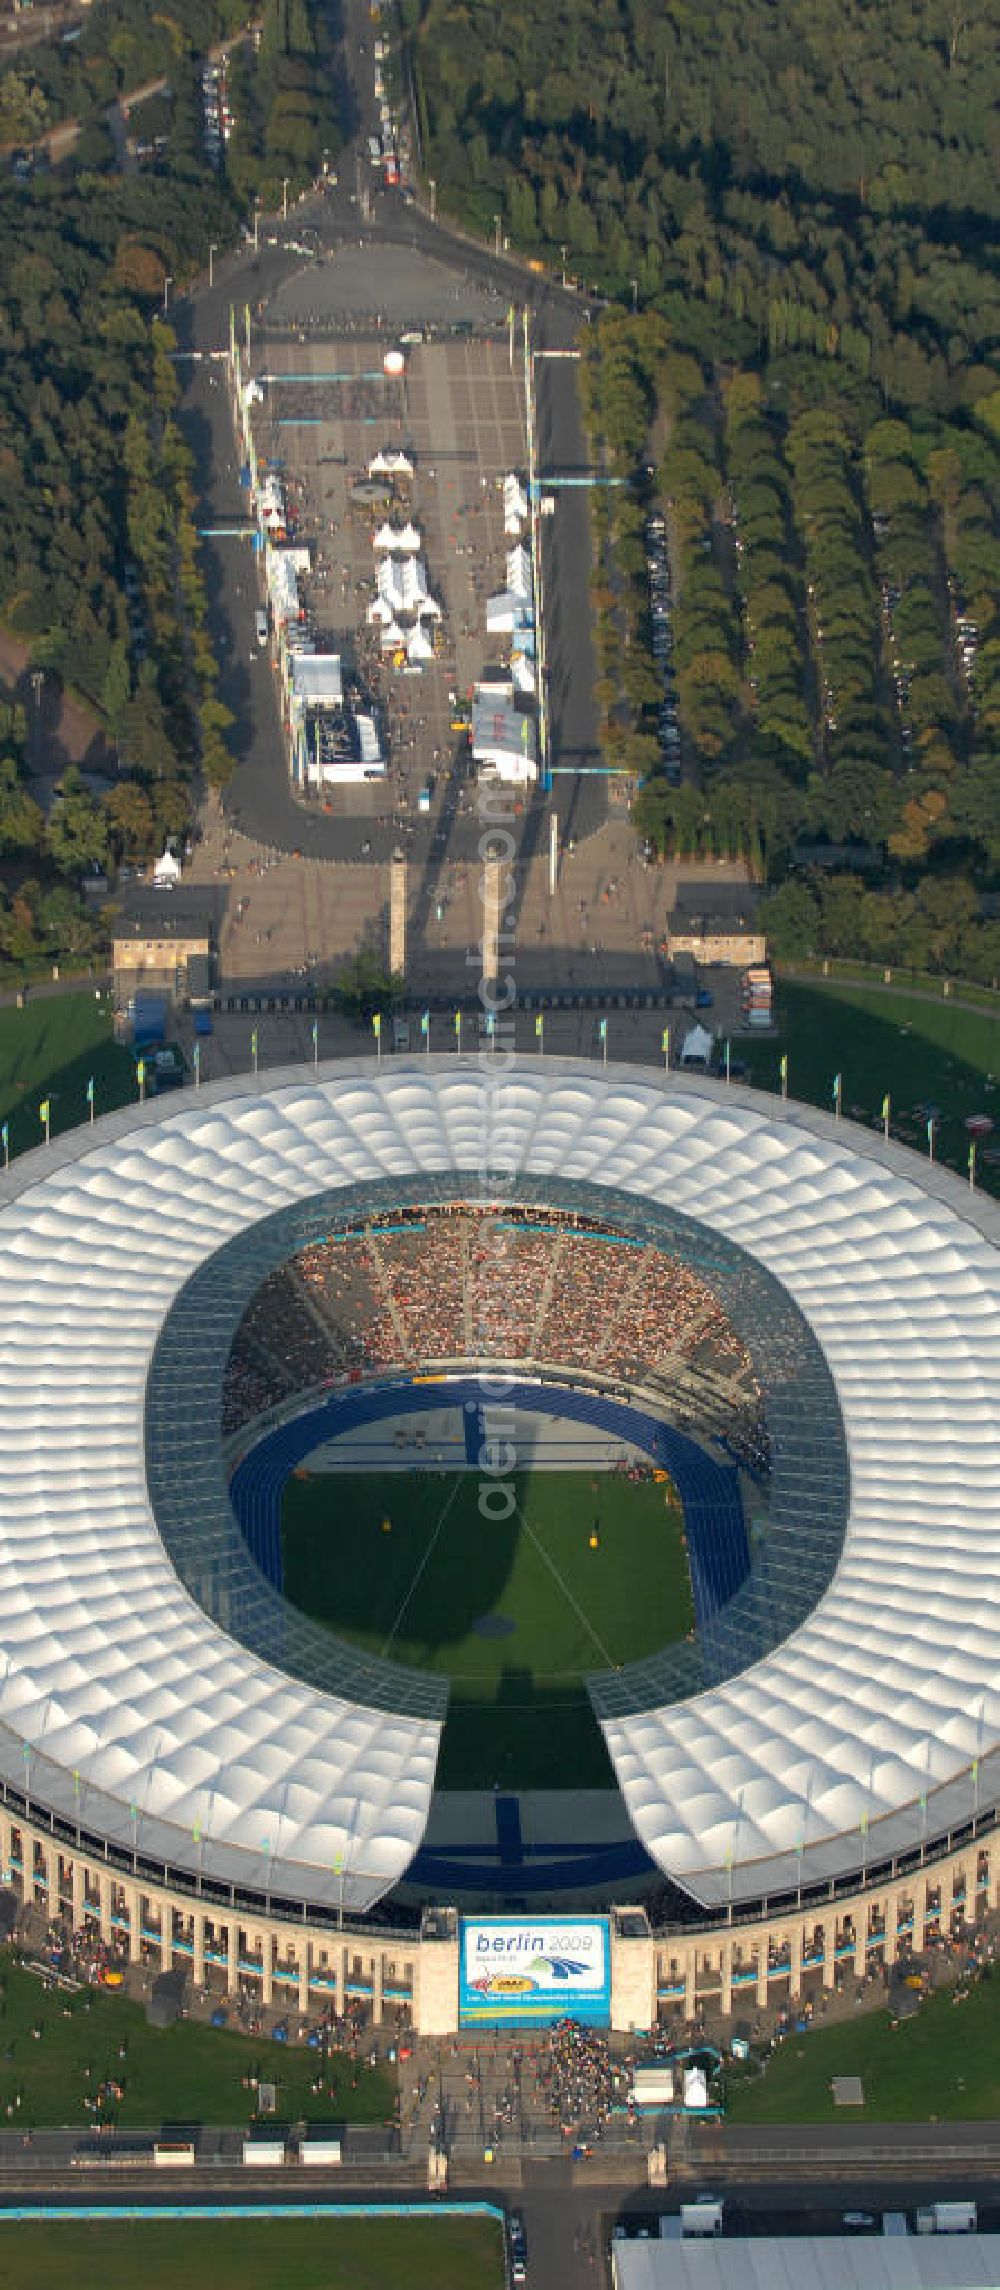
left=0, top=1056, right=998, bottom=2033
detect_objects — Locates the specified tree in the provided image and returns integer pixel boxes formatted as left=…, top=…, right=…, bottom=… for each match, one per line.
left=45, top=768, right=109, bottom=880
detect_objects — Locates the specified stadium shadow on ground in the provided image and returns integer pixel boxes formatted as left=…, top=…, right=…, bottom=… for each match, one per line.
left=437, top=1669, right=615, bottom=1792
left=280, top=1468, right=691, bottom=1789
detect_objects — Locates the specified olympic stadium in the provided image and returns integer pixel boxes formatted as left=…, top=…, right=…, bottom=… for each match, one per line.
left=0, top=1056, right=999, bottom=2034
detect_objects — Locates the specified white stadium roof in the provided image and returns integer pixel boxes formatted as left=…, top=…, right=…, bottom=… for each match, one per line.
left=0, top=1057, right=998, bottom=1914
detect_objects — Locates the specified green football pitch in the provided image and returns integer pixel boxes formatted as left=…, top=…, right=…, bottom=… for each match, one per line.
left=0, top=2216, right=504, bottom=2290
left=281, top=1469, right=693, bottom=1788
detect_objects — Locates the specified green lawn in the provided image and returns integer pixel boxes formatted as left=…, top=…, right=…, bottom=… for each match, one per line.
left=282, top=1468, right=692, bottom=1789
left=0, top=1955, right=394, bottom=2131
left=0, top=990, right=137, bottom=1155
left=725, top=1972, right=1000, bottom=2123
left=746, top=978, right=1000, bottom=1189
left=0, top=2217, right=504, bottom=2290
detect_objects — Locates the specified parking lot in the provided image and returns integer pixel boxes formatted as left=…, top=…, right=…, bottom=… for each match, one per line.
left=646, top=510, right=680, bottom=784
left=244, top=329, right=529, bottom=848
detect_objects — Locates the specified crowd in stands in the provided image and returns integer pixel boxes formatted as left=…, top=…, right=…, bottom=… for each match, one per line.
left=222, top=1210, right=766, bottom=1459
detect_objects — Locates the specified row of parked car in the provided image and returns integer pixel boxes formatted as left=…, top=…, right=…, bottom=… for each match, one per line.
left=202, top=60, right=233, bottom=167
left=646, top=511, right=681, bottom=784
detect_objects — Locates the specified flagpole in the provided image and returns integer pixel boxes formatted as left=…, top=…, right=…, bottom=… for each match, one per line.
left=724, top=1038, right=731, bottom=1083
left=927, top=1116, right=935, bottom=1164
left=373, top=1012, right=382, bottom=1063
left=193, top=1041, right=201, bottom=1090
left=422, top=1011, right=430, bottom=1055
left=312, top=1018, right=319, bottom=1070
left=662, top=1025, right=670, bottom=1072
left=1, top=1122, right=8, bottom=1171
left=882, top=1092, right=891, bottom=1141
left=251, top=1028, right=258, bottom=1077
left=970, top=1140, right=977, bottom=1191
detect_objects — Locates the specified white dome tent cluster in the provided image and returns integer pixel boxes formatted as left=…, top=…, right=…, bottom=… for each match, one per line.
left=0, top=1057, right=997, bottom=1919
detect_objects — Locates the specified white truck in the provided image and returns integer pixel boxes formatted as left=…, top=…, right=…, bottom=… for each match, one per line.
left=916, top=2202, right=977, bottom=2234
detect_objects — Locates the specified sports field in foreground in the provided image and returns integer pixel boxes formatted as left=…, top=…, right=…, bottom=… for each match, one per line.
left=0, top=2215, right=503, bottom=2290
left=282, top=1468, right=692, bottom=1789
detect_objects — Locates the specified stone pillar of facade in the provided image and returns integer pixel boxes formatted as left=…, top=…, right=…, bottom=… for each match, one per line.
left=610, top=1929, right=657, bottom=2034
left=160, top=1908, right=172, bottom=1972
left=853, top=1917, right=866, bottom=1979
left=193, top=1912, right=205, bottom=1989
left=683, top=1951, right=697, bottom=2021
left=822, top=1917, right=837, bottom=1987
left=259, top=1933, right=272, bottom=2006
left=371, top=1952, right=384, bottom=2026
left=882, top=1892, right=900, bottom=1968
left=299, top=1940, right=310, bottom=2015
left=719, top=1941, right=733, bottom=2018
left=98, top=1870, right=114, bottom=1946
left=125, top=1885, right=142, bottom=1966
left=755, top=1944, right=768, bottom=2007
left=71, top=1857, right=86, bottom=1930
left=226, top=1923, right=239, bottom=1996
left=413, top=1934, right=459, bottom=2039
left=788, top=1927, right=802, bottom=2001
left=911, top=1887, right=926, bottom=1953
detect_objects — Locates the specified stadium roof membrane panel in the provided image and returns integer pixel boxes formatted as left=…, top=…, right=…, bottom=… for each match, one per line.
left=0, top=1057, right=996, bottom=1912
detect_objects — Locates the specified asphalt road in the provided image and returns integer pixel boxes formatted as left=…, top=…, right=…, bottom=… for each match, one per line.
left=171, top=3, right=606, bottom=871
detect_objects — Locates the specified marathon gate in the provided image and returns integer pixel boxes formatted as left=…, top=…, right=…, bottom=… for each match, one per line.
left=458, top=1916, right=610, bottom=2026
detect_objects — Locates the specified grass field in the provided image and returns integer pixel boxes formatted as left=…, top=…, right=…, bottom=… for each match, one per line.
left=0, top=991, right=136, bottom=1154
left=282, top=1468, right=692, bottom=1789
left=725, top=1972, right=1000, bottom=2123
left=0, top=2216, right=504, bottom=2290
left=0, top=1955, right=394, bottom=2131
left=747, top=978, right=1000, bottom=1189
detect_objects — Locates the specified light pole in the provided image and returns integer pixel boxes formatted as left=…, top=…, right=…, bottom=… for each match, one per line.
left=494, top=212, right=501, bottom=258
left=30, top=668, right=43, bottom=773
left=163, top=274, right=173, bottom=314
left=560, top=243, right=567, bottom=288
left=282, top=176, right=289, bottom=221
left=630, top=276, right=638, bottom=312
left=429, top=176, right=436, bottom=222
left=253, top=200, right=260, bottom=254
left=209, top=242, right=217, bottom=288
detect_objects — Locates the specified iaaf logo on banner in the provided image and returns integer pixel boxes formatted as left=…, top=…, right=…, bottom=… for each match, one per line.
left=463, top=1918, right=607, bottom=2001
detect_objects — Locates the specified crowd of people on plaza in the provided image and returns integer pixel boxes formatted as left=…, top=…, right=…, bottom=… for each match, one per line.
left=222, top=1210, right=765, bottom=1453
left=532, top=2019, right=617, bottom=2139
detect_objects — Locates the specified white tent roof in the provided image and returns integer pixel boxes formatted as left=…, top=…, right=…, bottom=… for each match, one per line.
left=407, top=623, right=434, bottom=661
left=289, top=653, right=343, bottom=709
left=373, top=520, right=422, bottom=554
left=506, top=542, right=532, bottom=598
left=486, top=590, right=520, bottom=632
left=368, top=449, right=413, bottom=477
left=0, top=1063, right=999, bottom=1913
left=679, top=1023, right=714, bottom=1065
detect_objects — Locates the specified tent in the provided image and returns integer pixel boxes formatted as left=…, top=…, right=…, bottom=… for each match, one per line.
left=372, top=520, right=422, bottom=554
left=506, top=542, right=532, bottom=599
left=679, top=1023, right=714, bottom=1070
left=368, top=449, right=413, bottom=478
